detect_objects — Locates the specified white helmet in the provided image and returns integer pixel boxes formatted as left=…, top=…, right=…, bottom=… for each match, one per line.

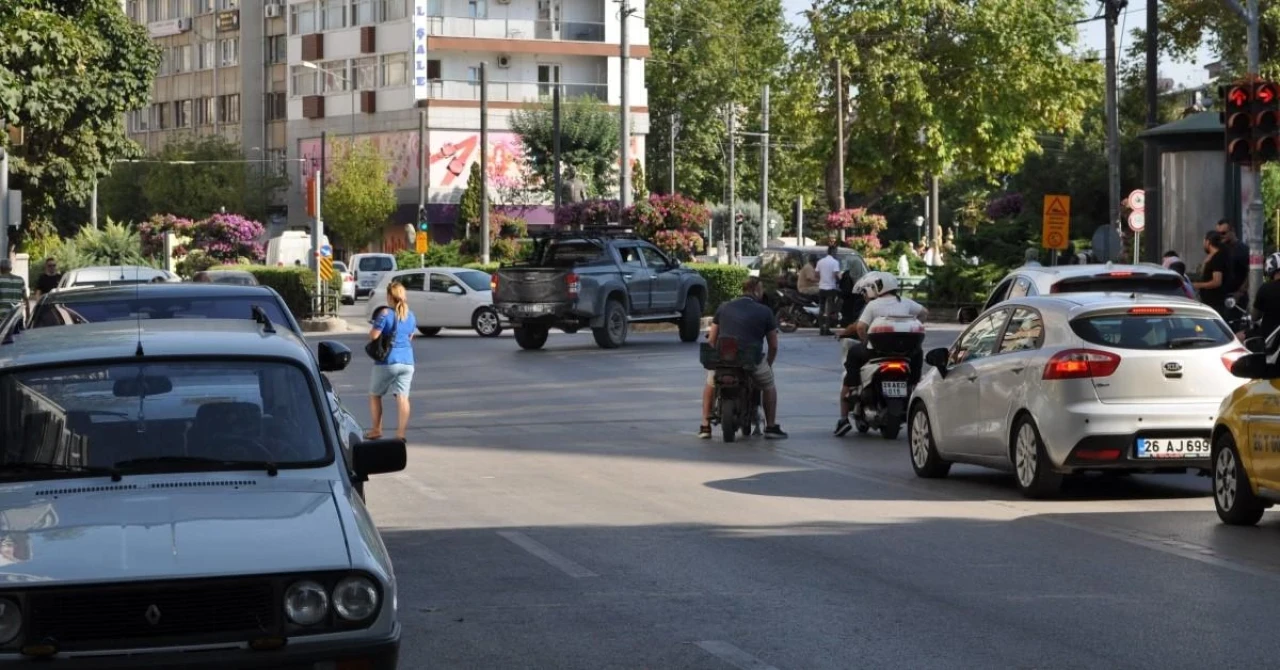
left=859, top=271, right=900, bottom=300
left=1267, top=252, right=1280, bottom=278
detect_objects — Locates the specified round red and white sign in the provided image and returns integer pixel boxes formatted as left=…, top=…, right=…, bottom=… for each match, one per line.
left=1128, top=211, right=1145, bottom=232
left=1127, top=189, right=1145, bottom=211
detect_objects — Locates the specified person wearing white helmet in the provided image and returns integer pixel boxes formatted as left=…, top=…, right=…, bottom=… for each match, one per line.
left=833, top=271, right=928, bottom=436
left=1247, top=251, right=1280, bottom=341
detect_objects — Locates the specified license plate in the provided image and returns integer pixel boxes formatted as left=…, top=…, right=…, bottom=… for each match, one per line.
left=881, top=381, right=908, bottom=398
left=1135, top=437, right=1210, bottom=459
left=361, top=279, right=377, bottom=286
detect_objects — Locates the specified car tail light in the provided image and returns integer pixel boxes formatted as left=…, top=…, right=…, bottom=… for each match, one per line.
left=1128, top=307, right=1172, bottom=315
left=566, top=272, right=580, bottom=298
left=878, top=361, right=909, bottom=374
left=1075, top=449, right=1121, bottom=461
left=1106, top=271, right=1134, bottom=277
left=1043, top=349, right=1122, bottom=380
left=1222, top=347, right=1248, bottom=372
left=490, top=273, right=499, bottom=292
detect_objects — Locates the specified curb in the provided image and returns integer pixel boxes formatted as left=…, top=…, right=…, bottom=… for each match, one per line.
left=300, top=317, right=353, bottom=333
left=631, top=316, right=713, bottom=333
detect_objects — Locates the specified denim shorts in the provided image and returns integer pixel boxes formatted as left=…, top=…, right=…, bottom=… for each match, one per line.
left=370, top=364, right=414, bottom=397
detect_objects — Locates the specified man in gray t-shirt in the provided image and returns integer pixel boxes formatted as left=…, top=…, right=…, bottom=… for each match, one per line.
left=699, top=277, right=787, bottom=440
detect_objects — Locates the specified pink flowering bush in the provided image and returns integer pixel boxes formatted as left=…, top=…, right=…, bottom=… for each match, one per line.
left=651, top=229, right=705, bottom=260
left=845, top=234, right=882, bottom=256
left=138, top=214, right=195, bottom=257
left=984, top=192, right=1024, bottom=220
left=824, top=208, right=888, bottom=235
left=189, top=213, right=266, bottom=262
left=622, top=194, right=710, bottom=260
left=555, top=199, right=620, bottom=227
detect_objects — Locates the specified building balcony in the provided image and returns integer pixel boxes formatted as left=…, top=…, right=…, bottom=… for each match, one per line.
left=427, top=16, right=605, bottom=42
left=427, top=79, right=606, bottom=103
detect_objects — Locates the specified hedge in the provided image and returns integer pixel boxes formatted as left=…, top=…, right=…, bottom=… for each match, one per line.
left=686, top=263, right=749, bottom=316
left=464, top=262, right=501, bottom=273
left=212, top=265, right=341, bottom=321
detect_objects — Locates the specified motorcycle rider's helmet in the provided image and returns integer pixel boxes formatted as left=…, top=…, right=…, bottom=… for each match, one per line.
left=1267, top=252, right=1280, bottom=279
left=858, top=271, right=899, bottom=300
left=855, top=272, right=883, bottom=300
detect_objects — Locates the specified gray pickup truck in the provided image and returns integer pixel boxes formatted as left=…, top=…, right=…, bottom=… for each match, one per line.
left=492, top=229, right=709, bottom=350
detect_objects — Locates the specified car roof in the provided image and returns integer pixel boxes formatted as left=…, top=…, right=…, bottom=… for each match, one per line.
left=0, top=319, right=314, bottom=371
left=66, top=265, right=166, bottom=277
left=43, top=283, right=281, bottom=304
left=351, top=252, right=394, bottom=258
left=1008, top=263, right=1181, bottom=280
left=999, top=292, right=1219, bottom=318
left=765, top=245, right=864, bottom=257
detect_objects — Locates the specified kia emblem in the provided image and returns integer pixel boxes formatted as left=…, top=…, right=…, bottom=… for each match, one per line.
left=1164, top=361, right=1183, bottom=373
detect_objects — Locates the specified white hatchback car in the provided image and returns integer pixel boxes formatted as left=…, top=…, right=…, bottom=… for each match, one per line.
left=333, top=261, right=357, bottom=305
left=366, top=267, right=504, bottom=337
left=908, top=293, right=1247, bottom=498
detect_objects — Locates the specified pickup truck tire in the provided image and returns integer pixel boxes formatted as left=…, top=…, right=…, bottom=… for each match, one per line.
left=593, top=299, right=629, bottom=349
left=515, top=325, right=550, bottom=350
left=417, top=327, right=442, bottom=337
left=678, top=296, right=702, bottom=342
left=472, top=307, right=503, bottom=337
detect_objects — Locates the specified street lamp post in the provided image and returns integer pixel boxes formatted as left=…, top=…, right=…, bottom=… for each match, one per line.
left=914, top=215, right=924, bottom=246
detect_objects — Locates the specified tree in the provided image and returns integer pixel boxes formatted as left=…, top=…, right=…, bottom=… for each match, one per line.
left=458, top=162, right=484, bottom=241
left=323, top=141, right=397, bottom=251
left=711, top=200, right=781, bottom=256
left=802, top=0, right=1098, bottom=209
left=101, top=135, right=288, bottom=223
left=0, top=0, right=158, bottom=236
left=632, top=161, right=648, bottom=202
left=510, top=95, right=619, bottom=197
left=1154, top=1, right=1280, bottom=77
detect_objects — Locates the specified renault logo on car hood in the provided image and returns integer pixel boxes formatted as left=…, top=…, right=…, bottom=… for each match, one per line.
left=145, top=604, right=162, bottom=626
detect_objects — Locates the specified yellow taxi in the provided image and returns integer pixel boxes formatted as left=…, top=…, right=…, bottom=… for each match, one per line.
left=1212, top=351, right=1280, bottom=525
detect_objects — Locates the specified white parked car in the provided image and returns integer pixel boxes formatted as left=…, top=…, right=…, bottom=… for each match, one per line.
left=908, top=293, right=1247, bottom=498
left=350, top=253, right=396, bottom=298
left=334, top=260, right=357, bottom=305
left=58, top=265, right=177, bottom=289
left=366, top=266, right=504, bottom=337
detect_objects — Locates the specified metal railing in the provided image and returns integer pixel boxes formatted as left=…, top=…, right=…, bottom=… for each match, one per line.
left=428, top=79, right=607, bottom=103
left=427, top=16, right=605, bottom=42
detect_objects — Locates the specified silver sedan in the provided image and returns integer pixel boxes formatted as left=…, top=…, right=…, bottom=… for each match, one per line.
left=907, top=293, right=1247, bottom=498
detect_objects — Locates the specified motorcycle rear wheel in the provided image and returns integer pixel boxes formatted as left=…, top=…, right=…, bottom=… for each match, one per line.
left=721, top=398, right=739, bottom=443
left=777, top=307, right=799, bottom=333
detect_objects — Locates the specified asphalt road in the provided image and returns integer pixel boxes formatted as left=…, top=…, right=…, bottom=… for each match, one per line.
left=328, top=302, right=1280, bottom=669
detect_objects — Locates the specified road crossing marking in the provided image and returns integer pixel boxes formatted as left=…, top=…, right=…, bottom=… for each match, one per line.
left=497, top=531, right=598, bottom=578
left=390, top=473, right=448, bottom=500
left=695, top=641, right=781, bottom=670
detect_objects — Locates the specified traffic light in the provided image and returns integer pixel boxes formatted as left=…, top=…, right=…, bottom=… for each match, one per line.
left=1255, top=81, right=1280, bottom=162
left=417, top=206, right=429, bottom=231
left=1222, top=81, right=1253, bottom=163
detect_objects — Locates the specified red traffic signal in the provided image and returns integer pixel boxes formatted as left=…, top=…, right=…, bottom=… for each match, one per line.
left=1228, top=85, right=1251, bottom=108
left=1256, top=82, right=1279, bottom=105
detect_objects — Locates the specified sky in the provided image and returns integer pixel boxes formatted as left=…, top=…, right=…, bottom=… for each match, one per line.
left=779, top=0, right=1218, bottom=91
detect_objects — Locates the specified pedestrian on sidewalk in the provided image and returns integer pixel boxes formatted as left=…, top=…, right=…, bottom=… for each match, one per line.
left=0, top=259, right=26, bottom=320
left=816, top=246, right=841, bottom=336
left=367, top=281, right=418, bottom=441
left=33, top=257, right=60, bottom=301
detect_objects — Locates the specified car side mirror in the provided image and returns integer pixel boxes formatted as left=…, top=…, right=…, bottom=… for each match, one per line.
left=1230, top=353, right=1280, bottom=380
left=318, top=340, right=352, bottom=372
left=353, top=438, right=407, bottom=477
left=924, top=347, right=950, bottom=378
left=956, top=307, right=978, bottom=324
left=447, top=285, right=464, bottom=295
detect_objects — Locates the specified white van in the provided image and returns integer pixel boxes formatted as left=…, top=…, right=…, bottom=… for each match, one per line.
left=350, top=253, right=397, bottom=297
left=266, top=231, right=330, bottom=268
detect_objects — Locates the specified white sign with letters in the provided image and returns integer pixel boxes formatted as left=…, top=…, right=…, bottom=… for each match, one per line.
left=412, top=0, right=429, bottom=101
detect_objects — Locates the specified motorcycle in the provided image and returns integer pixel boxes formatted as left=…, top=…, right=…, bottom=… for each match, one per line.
left=1225, top=296, right=1267, bottom=353
left=700, top=336, right=763, bottom=442
left=775, top=288, right=823, bottom=333
left=841, top=316, right=925, bottom=440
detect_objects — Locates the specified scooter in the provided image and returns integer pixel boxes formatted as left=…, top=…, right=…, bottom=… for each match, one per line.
left=841, top=316, right=925, bottom=440
left=1225, top=296, right=1267, bottom=353
left=775, top=288, right=822, bottom=333
left=701, top=336, right=763, bottom=442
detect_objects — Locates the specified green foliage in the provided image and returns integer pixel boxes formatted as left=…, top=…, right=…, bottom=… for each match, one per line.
left=1154, top=1, right=1280, bottom=77
left=394, top=241, right=466, bottom=270
left=510, top=95, right=619, bottom=197
left=101, top=136, right=288, bottom=224
left=458, top=162, right=484, bottom=240
left=323, top=141, right=397, bottom=250
left=921, top=258, right=1004, bottom=305
left=711, top=201, right=782, bottom=256
left=210, top=264, right=335, bottom=320
left=686, top=262, right=750, bottom=315
left=463, top=262, right=502, bottom=273
left=0, top=0, right=159, bottom=235
left=51, top=220, right=151, bottom=268
left=632, top=162, right=648, bottom=201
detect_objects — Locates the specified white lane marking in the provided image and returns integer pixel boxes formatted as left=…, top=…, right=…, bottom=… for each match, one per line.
left=390, top=473, right=447, bottom=500
left=695, top=641, right=781, bottom=670
left=497, top=531, right=598, bottom=578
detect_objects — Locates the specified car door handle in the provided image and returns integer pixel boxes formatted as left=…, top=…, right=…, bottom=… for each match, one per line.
left=622, top=274, right=632, bottom=280
left=1010, top=366, right=1025, bottom=374
left=965, top=374, right=978, bottom=382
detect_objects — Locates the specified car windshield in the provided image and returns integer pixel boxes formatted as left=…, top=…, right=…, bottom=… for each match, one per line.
left=1070, top=313, right=1233, bottom=350
left=358, top=256, right=394, bottom=272
left=1053, top=274, right=1185, bottom=296
left=68, top=279, right=154, bottom=288
left=31, top=297, right=291, bottom=330
left=456, top=270, right=491, bottom=291
left=0, top=360, right=329, bottom=478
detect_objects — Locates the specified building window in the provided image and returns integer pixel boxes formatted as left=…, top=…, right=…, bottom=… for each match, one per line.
left=537, top=63, right=560, bottom=97
left=151, top=103, right=168, bottom=130
left=381, top=52, right=408, bottom=87
left=467, top=0, right=486, bottom=18
left=291, top=2, right=316, bottom=34
left=217, top=0, right=239, bottom=8
left=382, top=0, right=407, bottom=20
left=266, top=92, right=287, bottom=120
left=291, top=65, right=318, bottom=96
left=267, top=149, right=287, bottom=177
left=266, top=35, right=287, bottom=64
left=126, top=0, right=140, bottom=21
left=175, top=100, right=192, bottom=127
left=198, top=41, right=215, bottom=69
left=320, top=60, right=348, bottom=93
left=195, top=97, right=216, bottom=125
left=320, top=0, right=345, bottom=30
left=467, top=66, right=480, bottom=83
left=353, top=0, right=377, bottom=25
left=130, top=109, right=149, bottom=132
left=146, top=0, right=159, bottom=22
left=354, top=56, right=378, bottom=89
left=219, top=38, right=238, bottom=66
left=218, top=94, right=240, bottom=124
left=427, top=59, right=441, bottom=80
left=195, top=0, right=214, bottom=14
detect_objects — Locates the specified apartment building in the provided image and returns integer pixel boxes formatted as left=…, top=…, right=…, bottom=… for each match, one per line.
left=122, top=0, right=291, bottom=225
left=283, top=0, right=651, bottom=248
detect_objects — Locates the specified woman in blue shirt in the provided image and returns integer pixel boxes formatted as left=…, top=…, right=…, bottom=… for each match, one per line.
left=368, top=281, right=418, bottom=440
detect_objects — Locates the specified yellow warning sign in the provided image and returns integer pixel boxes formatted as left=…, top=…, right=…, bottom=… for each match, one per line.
left=1041, top=194, right=1071, bottom=250
left=415, top=231, right=429, bottom=253
left=319, top=255, right=334, bottom=281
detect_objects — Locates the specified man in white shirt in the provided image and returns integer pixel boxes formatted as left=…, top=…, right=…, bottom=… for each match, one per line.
left=815, top=245, right=842, bottom=335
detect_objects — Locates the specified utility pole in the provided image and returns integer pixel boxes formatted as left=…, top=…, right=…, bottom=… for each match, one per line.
left=1231, top=0, right=1266, bottom=302
left=795, top=195, right=804, bottom=244
left=727, top=105, right=736, bottom=263
left=760, top=84, right=770, bottom=249
left=669, top=112, right=677, bottom=194
left=619, top=0, right=634, bottom=207
left=553, top=84, right=562, bottom=216
left=929, top=176, right=939, bottom=262
left=835, top=59, right=845, bottom=211
left=0, top=116, right=7, bottom=259
left=418, top=106, right=429, bottom=267
left=313, top=130, right=326, bottom=301
left=1143, top=0, right=1159, bottom=262
left=480, top=61, right=491, bottom=264
left=90, top=180, right=98, bottom=229
left=1105, top=0, right=1124, bottom=242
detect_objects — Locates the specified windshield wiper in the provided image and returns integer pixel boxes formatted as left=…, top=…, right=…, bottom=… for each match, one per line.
left=1168, top=337, right=1220, bottom=349
left=0, top=461, right=122, bottom=482
left=112, top=456, right=278, bottom=476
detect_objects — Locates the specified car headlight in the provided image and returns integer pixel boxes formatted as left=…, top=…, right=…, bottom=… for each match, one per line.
left=283, top=580, right=329, bottom=626
left=0, top=598, right=20, bottom=644
left=332, top=576, right=379, bottom=621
